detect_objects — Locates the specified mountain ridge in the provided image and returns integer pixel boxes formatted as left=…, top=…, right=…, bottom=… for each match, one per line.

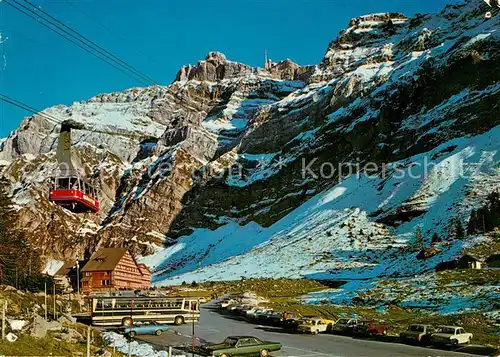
left=0, top=1, right=498, bottom=293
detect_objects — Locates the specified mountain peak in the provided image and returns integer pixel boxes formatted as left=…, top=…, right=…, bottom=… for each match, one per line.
left=175, top=51, right=253, bottom=82
left=348, top=12, right=407, bottom=27
left=205, top=51, right=228, bottom=63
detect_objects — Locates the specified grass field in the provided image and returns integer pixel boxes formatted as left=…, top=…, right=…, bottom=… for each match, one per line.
left=0, top=331, right=122, bottom=357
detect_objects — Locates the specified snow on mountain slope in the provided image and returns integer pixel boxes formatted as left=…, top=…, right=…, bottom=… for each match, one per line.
left=145, top=125, right=500, bottom=284
left=1, top=0, right=499, bottom=279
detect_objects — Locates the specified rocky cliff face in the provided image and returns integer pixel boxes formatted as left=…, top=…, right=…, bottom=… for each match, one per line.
left=1, top=1, right=499, bottom=283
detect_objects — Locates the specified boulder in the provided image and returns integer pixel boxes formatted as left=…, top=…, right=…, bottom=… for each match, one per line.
left=95, top=349, right=112, bottom=357
left=7, top=319, right=27, bottom=331
left=6, top=332, right=18, bottom=342
left=29, top=316, right=62, bottom=338
left=57, top=315, right=72, bottom=325
left=47, top=320, right=62, bottom=331
left=30, top=315, right=49, bottom=338
left=60, top=328, right=84, bottom=343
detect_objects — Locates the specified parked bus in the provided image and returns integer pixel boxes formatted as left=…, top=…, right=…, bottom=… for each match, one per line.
left=89, top=296, right=200, bottom=327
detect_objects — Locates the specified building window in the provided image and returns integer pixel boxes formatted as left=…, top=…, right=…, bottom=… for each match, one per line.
left=85, top=272, right=91, bottom=276
left=83, top=282, right=88, bottom=286
left=101, top=280, right=110, bottom=286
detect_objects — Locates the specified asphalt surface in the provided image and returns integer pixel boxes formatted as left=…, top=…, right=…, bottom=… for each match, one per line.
left=137, top=305, right=476, bottom=357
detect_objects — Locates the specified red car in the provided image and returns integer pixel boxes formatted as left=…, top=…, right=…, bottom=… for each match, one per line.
left=354, top=320, right=389, bottom=336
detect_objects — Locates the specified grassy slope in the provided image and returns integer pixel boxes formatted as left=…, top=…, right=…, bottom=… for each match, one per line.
left=0, top=334, right=88, bottom=356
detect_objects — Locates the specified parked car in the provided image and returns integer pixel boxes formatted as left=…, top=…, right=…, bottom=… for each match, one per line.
left=244, top=307, right=260, bottom=317
left=219, top=299, right=236, bottom=308
left=283, top=314, right=305, bottom=331
left=264, top=311, right=281, bottom=324
left=353, top=320, right=389, bottom=336
left=255, top=309, right=274, bottom=321
left=332, top=318, right=358, bottom=334
left=400, top=324, right=436, bottom=344
left=238, top=305, right=255, bottom=315
left=228, top=304, right=244, bottom=312
left=123, top=323, right=169, bottom=337
left=247, top=308, right=272, bottom=319
left=201, top=336, right=282, bottom=357
left=271, top=311, right=302, bottom=326
left=430, top=326, right=473, bottom=346
left=296, top=316, right=335, bottom=335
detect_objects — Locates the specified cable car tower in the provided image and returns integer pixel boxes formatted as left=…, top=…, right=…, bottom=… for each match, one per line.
left=49, top=120, right=100, bottom=213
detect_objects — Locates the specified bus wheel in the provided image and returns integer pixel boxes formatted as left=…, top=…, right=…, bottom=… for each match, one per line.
left=174, top=316, right=184, bottom=325
left=122, top=317, right=133, bottom=327
left=155, top=330, right=163, bottom=336
left=220, top=354, right=229, bottom=357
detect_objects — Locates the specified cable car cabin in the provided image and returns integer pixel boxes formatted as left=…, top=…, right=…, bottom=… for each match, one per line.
left=49, top=176, right=99, bottom=213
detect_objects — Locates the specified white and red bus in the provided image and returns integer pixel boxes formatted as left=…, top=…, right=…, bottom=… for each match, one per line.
left=89, top=296, right=200, bottom=326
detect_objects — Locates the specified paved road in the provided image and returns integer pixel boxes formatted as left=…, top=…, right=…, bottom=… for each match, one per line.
left=138, top=305, right=474, bottom=357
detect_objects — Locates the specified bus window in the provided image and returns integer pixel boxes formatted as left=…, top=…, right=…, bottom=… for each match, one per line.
left=190, top=301, right=198, bottom=311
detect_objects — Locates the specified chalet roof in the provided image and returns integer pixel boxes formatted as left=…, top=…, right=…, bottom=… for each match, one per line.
left=55, top=262, right=76, bottom=276
left=137, top=264, right=150, bottom=273
left=82, top=248, right=128, bottom=272
left=460, top=253, right=484, bottom=262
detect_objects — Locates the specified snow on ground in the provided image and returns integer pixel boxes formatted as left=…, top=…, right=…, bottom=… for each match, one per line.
left=145, top=125, right=500, bottom=285
left=301, top=271, right=500, bottom=315
left=102, top=331, right=186, bottom=357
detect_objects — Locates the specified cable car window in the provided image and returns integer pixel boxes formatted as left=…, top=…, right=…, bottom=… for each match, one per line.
left=70, top=177, right=78, bottom=190
left=57, top=178, right=70, bottom=189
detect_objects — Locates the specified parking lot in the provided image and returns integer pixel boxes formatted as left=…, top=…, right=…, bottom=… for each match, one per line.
left=136, top=304, right=477, bottom=357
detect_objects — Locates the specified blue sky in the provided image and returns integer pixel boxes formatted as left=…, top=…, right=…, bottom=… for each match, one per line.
left=0, top=0, right=454, bottom=137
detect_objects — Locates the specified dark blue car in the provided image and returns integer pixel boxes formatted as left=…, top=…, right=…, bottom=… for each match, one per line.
left=123, top=323, right=169, bottom=337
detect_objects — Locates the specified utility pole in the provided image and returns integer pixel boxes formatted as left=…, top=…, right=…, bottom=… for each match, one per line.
left=129, top=298, right=134, bottom=357
left=1, top=300, right=6, bottom=340
left=86, top=325, right=91, bottom=357
left=192, top=302, right=196, bottom=357
left=53, top=282, right=57, bottom=320
left=44, top=282, right=48, bottom=321
left=76, top=260, right=80, bottom=297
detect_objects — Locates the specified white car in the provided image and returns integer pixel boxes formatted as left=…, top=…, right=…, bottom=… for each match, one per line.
left=296, top=316, right=335, bottom=335
left=430, top=326, right=473, bottom=345
left=244, top=307, right=260, bottom=316
left=219, top=299, right=236, bottom=308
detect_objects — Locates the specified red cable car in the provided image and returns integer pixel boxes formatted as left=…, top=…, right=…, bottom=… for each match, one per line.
left=49, top=121, right=100, bottom=213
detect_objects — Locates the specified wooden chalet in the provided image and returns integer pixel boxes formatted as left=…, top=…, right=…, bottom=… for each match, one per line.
left=81, top=248, right=151, bottom=294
